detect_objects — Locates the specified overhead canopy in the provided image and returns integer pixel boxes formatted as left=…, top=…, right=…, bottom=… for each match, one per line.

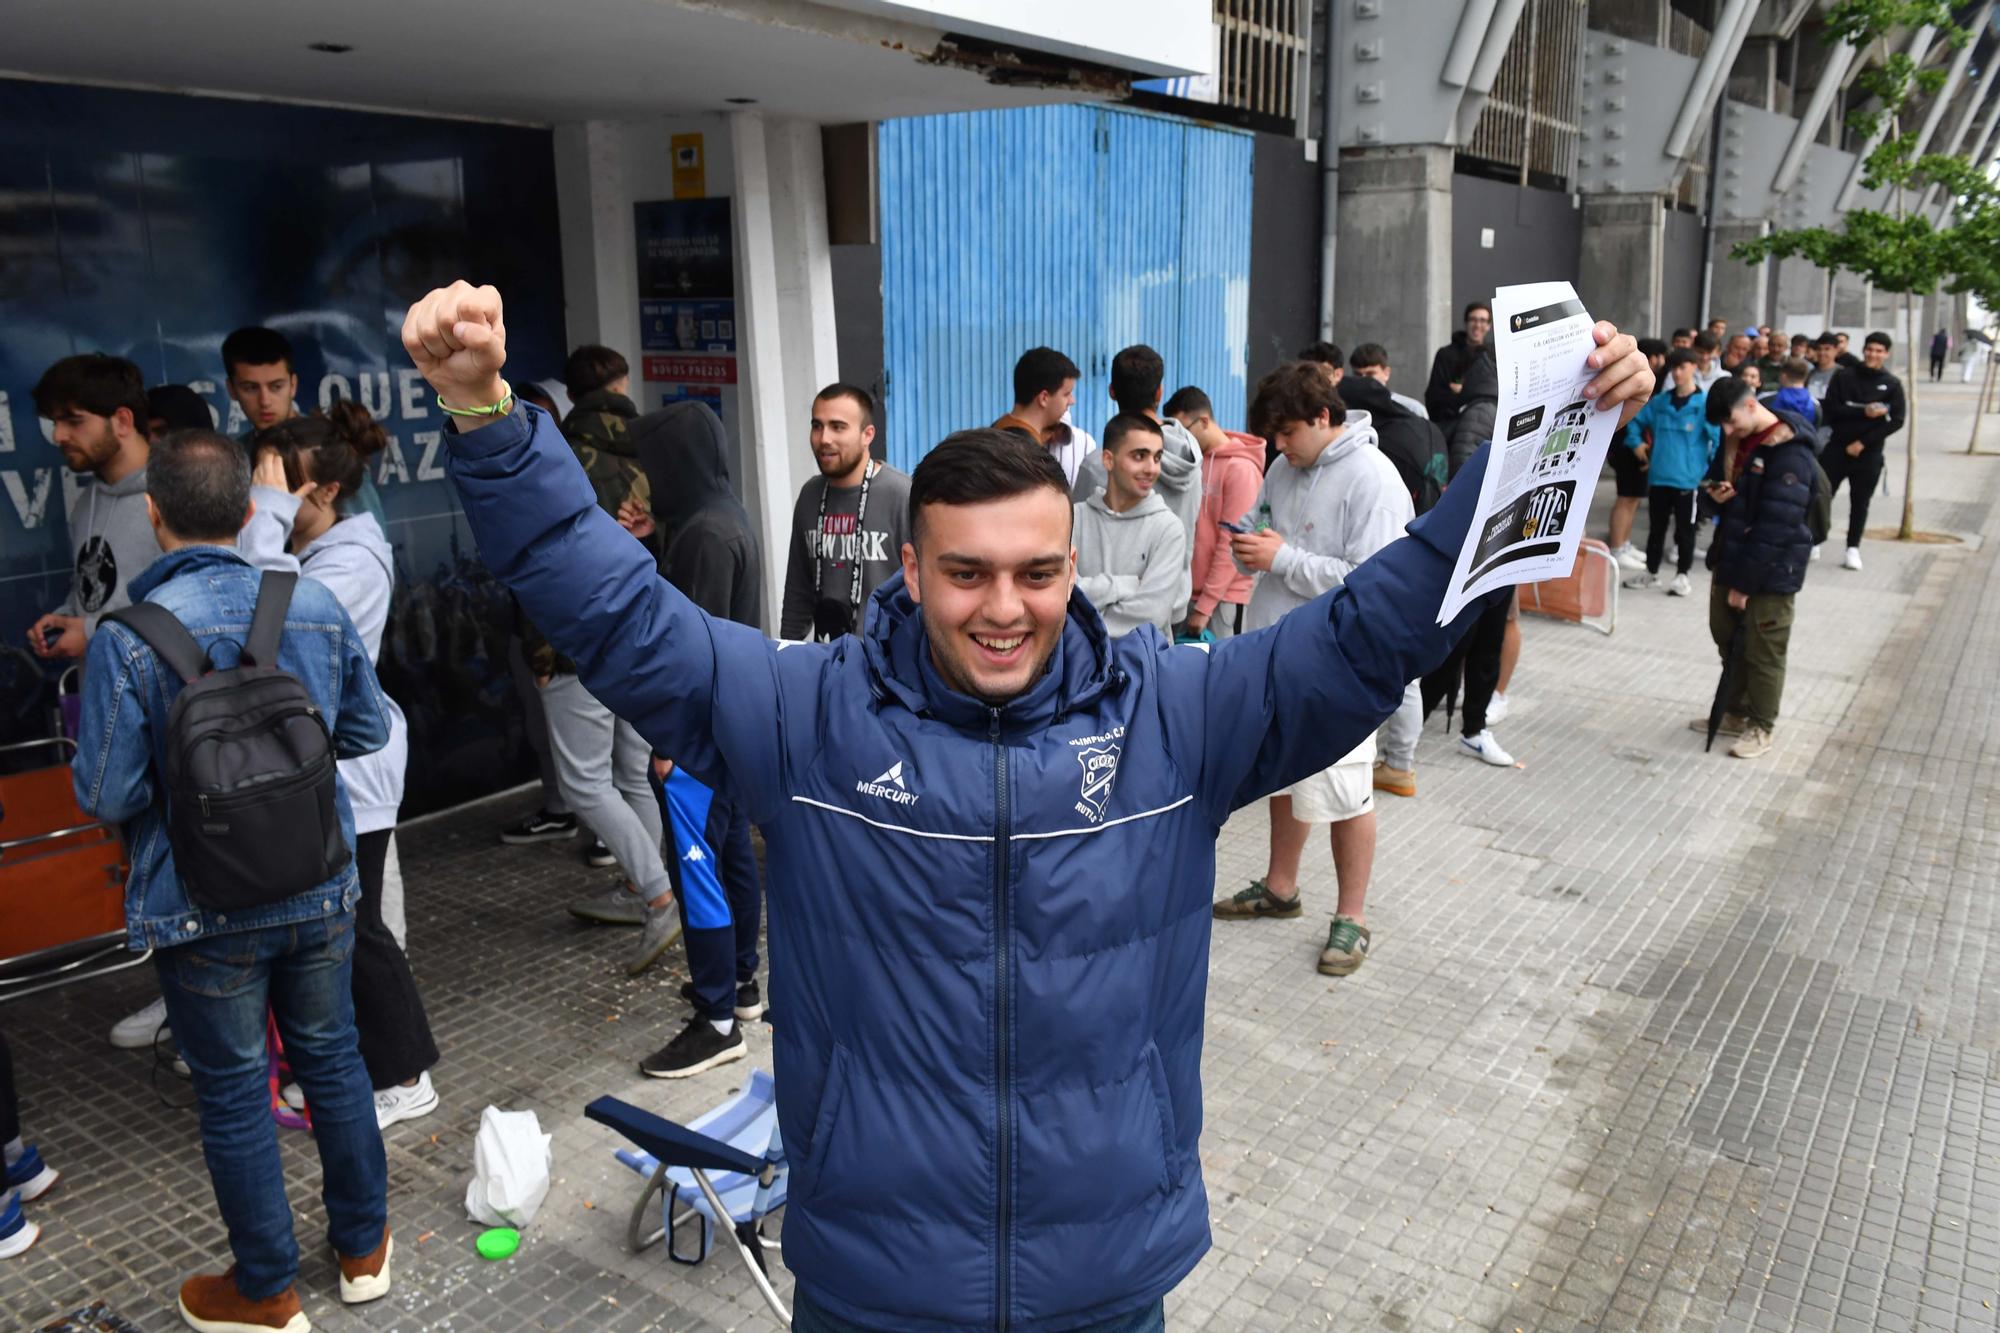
left=0, top=0, right=1210, bottom=125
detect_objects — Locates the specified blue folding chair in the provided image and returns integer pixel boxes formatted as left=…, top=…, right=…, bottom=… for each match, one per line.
left=588, top=1069, right=790, bottom=1325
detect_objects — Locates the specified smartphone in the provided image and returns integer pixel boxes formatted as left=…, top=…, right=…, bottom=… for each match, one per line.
left=1218, top=518, right=1251, bottom=534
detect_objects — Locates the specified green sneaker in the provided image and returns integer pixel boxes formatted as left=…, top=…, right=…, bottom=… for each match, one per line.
left=1212, top=879, right=1302, bottom=920
left=1317, top=916, right=1371, bottom=976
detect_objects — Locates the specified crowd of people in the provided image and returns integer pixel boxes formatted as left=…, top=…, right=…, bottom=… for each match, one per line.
left=1602, top=316, right=1905, bottom=759
left=21, top=276, right=1853, bottom=1332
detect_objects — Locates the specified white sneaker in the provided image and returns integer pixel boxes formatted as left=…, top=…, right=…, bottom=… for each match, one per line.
left=1842, top=546, right=1863, bottom=571
left=1621, top=571, right=1657, bottom=590
left=374, top=1072, right=439, bottom=1130
left=1458, top=729, right=1516, bottom=767
left=1486, top=692, right=1510, bottom=724
left=1614, top=543, right=1646, bottom=571
left=1668, top=573, right=1692, bottom=597
left=110, top=997, right=169, bottom=1049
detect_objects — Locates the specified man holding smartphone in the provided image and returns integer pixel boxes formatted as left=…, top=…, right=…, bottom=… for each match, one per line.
left=1821, top=331, right=1905, bottom=572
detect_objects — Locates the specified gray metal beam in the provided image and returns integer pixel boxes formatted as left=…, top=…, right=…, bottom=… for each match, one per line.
left=1451, top=0, right=1529, bottom=144
left=1834, top=23, right=1939, bottom=211
left=1773, top=36, right=1860, bottom=193
left=1441, top=0, right=1500, bottom=88
left=1667, top=0, right=1759, bottom=159
left=1913, top=1, right=1994, bottom=156
left=1939, top=88, right=2000, bottom=223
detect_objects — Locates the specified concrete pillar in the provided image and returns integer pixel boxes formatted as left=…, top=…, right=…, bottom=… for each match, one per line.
left=1708, top=221, right=1769, bottom=329
left=732, top=110, right=816, bottom=624
left=1774, top=255, right=1829, bottom=333
left=1831, top=270, right=1868, bottom=328
left=553, top=120, right=635, bottom=352
left=1332, top=145, right=1452, bottom=380
left=1578, top=193, right=1665, bottom=337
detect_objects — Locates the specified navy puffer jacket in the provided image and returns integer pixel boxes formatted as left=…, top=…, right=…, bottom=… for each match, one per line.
left=1706, top=407, right=1818, bottom=596
left=442, top=405, right=1496, bottom=1330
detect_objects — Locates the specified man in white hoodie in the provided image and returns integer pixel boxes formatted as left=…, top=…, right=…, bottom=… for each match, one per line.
left=1072, top=345, right=1203, bottom=588
left=1212, top=362, right=1412, bottom=978
left=1072, top=414, right=1190, bottom=639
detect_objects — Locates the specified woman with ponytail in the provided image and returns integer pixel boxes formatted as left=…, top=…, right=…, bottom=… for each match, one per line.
left=243, top=401, right=441, bottom=1129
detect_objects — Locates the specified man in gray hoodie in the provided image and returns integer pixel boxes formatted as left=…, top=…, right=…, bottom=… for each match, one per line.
left=1072, top=414, right=1190, bottom=639
left=29, top=354, right=161, bottom=662
left=1211, top=363, right=1412, bottom=978
left=1072, top=345, right=1203, bottom=582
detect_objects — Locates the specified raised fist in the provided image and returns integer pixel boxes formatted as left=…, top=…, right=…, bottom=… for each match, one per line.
left=401, top=281, right=508, bottom=410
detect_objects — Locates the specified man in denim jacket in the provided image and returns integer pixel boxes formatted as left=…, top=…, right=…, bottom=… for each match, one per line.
left=73, top=429, right=395, bottom=1333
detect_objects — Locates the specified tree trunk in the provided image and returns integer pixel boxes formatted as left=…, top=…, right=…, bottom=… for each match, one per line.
left=1978, top=348, right=2000, bottom=453
left=1895, top=142, right=1917, bottom=538
left=1901, top=287, right=1918, bottom=538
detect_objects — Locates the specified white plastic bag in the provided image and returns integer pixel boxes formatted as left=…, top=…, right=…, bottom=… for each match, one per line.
left=464, top=1106, right=553, bottom=1228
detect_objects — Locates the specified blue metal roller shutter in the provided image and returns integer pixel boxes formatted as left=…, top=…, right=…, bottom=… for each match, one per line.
left=880, top=104, right=1252, bottom=471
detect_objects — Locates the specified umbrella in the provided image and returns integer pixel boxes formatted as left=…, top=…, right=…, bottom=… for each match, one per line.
left=1706, top=615, right=1748, bottom=752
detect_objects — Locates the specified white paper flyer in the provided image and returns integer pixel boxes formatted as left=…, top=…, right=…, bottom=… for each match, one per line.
left=1436, top=281, right=1619, bottom=625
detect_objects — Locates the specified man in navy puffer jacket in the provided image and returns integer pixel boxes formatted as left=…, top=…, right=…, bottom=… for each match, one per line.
left=401, top=283, right=1651, bottom=1332
left=1699, top=376, right=1819, bottom=761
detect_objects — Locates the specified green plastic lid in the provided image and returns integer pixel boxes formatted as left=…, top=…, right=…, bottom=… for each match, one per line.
left=475, top=1227, right=520, bottom=1261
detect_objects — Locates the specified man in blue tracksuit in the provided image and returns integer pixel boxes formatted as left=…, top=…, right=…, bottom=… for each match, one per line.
left=1619, top=348, right=1720, bottom=598
left=401, top=283, right=1651, bottom=1332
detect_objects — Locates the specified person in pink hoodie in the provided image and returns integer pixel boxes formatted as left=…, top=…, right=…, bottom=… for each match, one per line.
left=1166, top=386, right=1266, bottom=640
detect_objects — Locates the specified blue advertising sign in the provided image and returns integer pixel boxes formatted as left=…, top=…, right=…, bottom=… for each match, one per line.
left=0, top=79, right=567, bottom=812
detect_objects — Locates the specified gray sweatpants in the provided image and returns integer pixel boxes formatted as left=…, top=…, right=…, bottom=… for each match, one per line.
left=541, top=674, right=670, bottom=903
left=1375, top=680, right=1424, bottom=771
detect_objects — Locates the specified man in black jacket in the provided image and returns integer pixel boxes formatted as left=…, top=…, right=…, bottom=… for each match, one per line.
left=1821, top=331, right=1906, bottom=571
left=1698, top=378, right=1819, bottom=760
left=1337, top=368, right=1447, bottom=515
left=634, top=401, right=768, bottom=1077
left=1424, top=301, right=1492, bottom=429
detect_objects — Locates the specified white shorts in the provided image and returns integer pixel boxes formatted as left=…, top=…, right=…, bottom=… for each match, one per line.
left=1283, top=736, right=1376, bottom=824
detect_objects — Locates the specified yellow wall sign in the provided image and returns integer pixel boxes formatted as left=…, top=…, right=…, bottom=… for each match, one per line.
left=671, top=133, right=705, bottom=198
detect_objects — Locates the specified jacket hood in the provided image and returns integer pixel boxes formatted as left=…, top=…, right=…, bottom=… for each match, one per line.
left=1217, top=430, right=1266, bottom=466
left=99, top=466, right=151, bottom=498
left=1336, top=375, right=1415, bottom=423
left=128, top=543, right=245, bottom=602
left=1769, top=406, right=1817, bottom=443
left=569, top=387, right=639, bottom=422
left=1307, top=413, right=1380, bottom=469
left=635, top=400, right=739, bottom=533
left=859, top=569, right=1120, bottom=734
left=1154, top=417, right=1201, bottom=496
left=1080, top=489, right=1170, bottom=521
left=303, top=510, right=393, bottom=568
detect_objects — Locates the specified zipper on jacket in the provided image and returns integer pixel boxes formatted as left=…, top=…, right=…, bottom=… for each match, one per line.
left=989, top=706, right=1013, bottom=1329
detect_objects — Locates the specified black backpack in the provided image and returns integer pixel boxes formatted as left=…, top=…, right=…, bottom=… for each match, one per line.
left=105, top=571, right=351, bottom=912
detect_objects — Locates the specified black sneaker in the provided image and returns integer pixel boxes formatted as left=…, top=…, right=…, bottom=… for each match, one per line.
left=640, top=1017, right=747, bottom=1079
left=678, top=979, right=766, bottom=1022
left=583, top=836, right=616, bottom=868
left=500, top=810, right=577, bottom=845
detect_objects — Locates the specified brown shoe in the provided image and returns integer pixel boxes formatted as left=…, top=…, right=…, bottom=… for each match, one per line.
left=338, top=1226, right=393, bottom=1304
left=1728, top=724, right=1774, bottom=760
left=177, top=1269, right=310, bottom=1333
left=1371, top=762, right=1416, bottom=798
left=1689, top=713, right=1747, bottom=737
left=1212, top=879, right=1302, bottom=920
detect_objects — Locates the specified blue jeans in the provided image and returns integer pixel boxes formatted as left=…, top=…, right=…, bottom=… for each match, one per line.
left=790, top=1290, right=1166, bottom=1332
left=154, top=913, right=387, bottom=1299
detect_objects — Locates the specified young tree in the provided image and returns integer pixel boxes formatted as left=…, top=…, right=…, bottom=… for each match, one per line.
left=1733, top=0, right=1973, bottom=538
